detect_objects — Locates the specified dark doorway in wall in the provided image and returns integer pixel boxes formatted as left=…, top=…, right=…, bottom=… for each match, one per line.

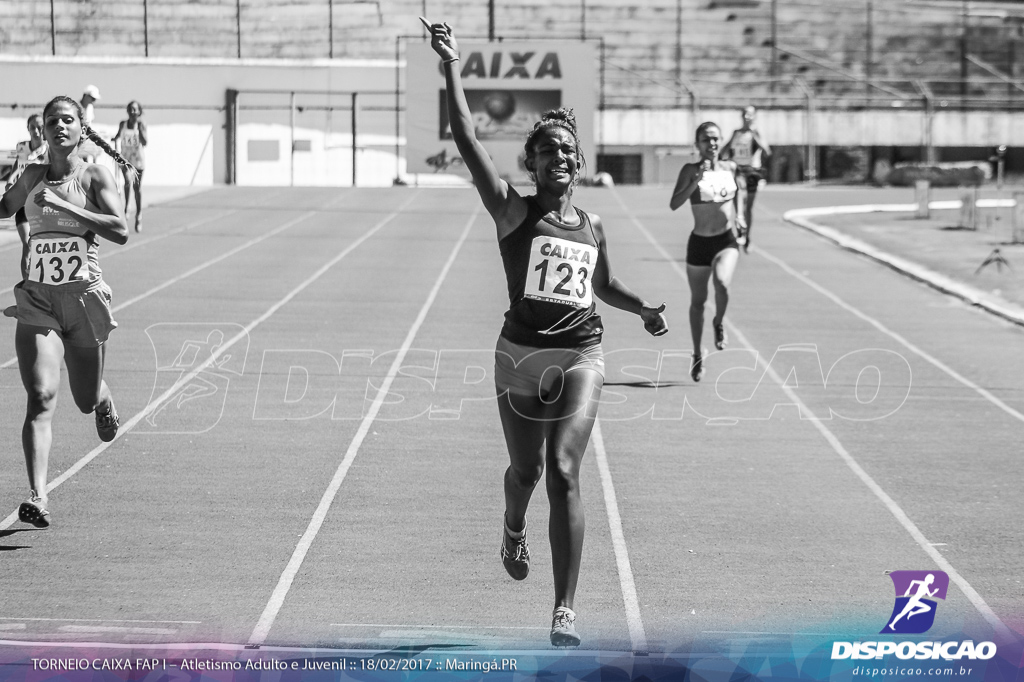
left=597, top=154, right=643, bottom=185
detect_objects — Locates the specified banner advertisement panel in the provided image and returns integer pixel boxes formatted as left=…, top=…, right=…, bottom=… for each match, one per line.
left=406, top=41, right=596, bottom=181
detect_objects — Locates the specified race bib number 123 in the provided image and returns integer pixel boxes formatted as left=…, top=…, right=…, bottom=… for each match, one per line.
left=524, top=236, right=597, bottom=308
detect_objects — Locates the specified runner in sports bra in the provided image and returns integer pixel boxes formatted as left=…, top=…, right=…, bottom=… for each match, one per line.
left=0, top=95, right=131, bottom=529
left=670, top=121, right=743, bottom=382
left=425, top=17, right=667, bottom=648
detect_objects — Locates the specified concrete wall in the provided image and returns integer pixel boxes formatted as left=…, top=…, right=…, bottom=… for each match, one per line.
left=3, top=57, right=1019, bottom=186
left=0, top=55, right=399, bottom=185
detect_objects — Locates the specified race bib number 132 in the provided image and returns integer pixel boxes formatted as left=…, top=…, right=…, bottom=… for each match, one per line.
left=524, top=236, right=598, bottom=308
left=29, top=236, right=89, bottom=285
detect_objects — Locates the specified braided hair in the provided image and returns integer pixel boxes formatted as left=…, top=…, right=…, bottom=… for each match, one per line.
left=43, top=95, right=140, bottom=211
left=523, top=108, right=587, bottom=184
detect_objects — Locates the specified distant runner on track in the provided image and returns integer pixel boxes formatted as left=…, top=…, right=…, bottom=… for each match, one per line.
left=423, top=16, right=668, bottom=648
left=721, top=105, right=770, bottom=252
left=0, top=96, right=136, bottom=529
left=670, top=121, right=743, bottom=382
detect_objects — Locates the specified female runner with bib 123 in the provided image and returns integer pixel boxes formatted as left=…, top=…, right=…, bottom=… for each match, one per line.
left=0, top=95, right=131, bottom=529
left=423, top=17, right=668, bottom=648
left=670, top=121, right=744, bottom=383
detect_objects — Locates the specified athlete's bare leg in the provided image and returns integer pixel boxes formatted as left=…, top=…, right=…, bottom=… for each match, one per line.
left=16, top=325, right=64, bottom=501
left=710, top=247, right=739, bottom=329
left=497, top=367, right=603, bottom=610
left=64, top=341, right=111, bottom=415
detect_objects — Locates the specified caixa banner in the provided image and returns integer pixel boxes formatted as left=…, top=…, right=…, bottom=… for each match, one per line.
left=405, top=41, right=596, bottom=181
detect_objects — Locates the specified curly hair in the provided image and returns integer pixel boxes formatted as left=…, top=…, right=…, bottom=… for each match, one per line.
left=523, top=108, right=587, bottom=182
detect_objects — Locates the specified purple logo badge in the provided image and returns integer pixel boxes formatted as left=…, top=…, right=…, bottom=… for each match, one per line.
left=881, top=570, right=949, bottom=634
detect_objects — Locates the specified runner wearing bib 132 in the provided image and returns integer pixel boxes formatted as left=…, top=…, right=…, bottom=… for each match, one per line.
left=14, top=162, right=117, bottom=344
left=0, top=95, right=129, bottom=531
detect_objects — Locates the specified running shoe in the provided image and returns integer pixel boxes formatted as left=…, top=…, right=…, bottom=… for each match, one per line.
left=95, top=398, right=119, bottom=443
left=500, top=519, right=530, bottom=580
left=18, top=492, right=50, bottom=529
left=690, top=350, right=706, bottom=383
left=713, top=322, right=728, bottom=351
left=550, top=607, right=581, bottom=647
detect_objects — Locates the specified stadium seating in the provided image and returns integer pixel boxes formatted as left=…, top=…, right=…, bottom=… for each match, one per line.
left=1, top=0, right=1022, bottom=106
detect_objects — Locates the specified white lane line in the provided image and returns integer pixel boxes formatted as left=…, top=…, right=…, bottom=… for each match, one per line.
left=725, top=322, right=1012, bottom=641
left=753, top=245, right=1024, bottom=425
left=0, top=193, right=422, bottom=532
left=0, top=210, right=236, bottom=259
left=0, top=211, right=238, bottom=306
left=0, top=617, right=200, bottom=623
left=246, top=206, right=481, bottom=648
left=99, top=210, right=239, bottom=258
left=0, top=639, right=249, bottom=651
left=59, top=625, right=177, bottom=635
left=329, top=623, right=547, bottom=631
left=610, top=189, right=1013, bottom=641
left=591, top=419, right=649, bottom=653
left=781, top=206, right=1024, bottom=327
left=0, top=210, right=315, bottom=371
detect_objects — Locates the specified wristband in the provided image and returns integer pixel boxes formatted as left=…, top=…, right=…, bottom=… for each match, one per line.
left=443, top=56, right=460, bottom=64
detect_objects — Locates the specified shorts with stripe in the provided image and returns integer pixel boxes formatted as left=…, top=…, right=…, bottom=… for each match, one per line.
left=11, top=278, right=117, bottom=347
left=494, top=335, right=605, bottom=398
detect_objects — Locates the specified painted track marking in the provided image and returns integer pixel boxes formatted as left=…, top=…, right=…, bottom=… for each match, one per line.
left=753, top=237, right=1024, bottom=426
left=0, top=210, right=315, bottom=370
left=610, top=188, right=1013, bottom=640
left=592, top=418, right=649, bottom=652
left=246, top=205, right=481, bottom=647
left=0, top=193, right=422, bottom=532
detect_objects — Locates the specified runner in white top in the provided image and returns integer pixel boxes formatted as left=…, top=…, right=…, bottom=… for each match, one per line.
left=5, top=114, right=49, bottom=279
left=721, top=106, right=771, bottom=252
left=113, top=101, right=147, bottom=232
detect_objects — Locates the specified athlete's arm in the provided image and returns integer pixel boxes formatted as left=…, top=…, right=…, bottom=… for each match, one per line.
left=31, top=165, right=128, bottom=244
left=752, top=129, right=771, bottom=157
left=424, top=18, right=525, bottom=234
left=589, top=213, right=668, bottom=336
left=669, top=163, right=703, bottom=211
left=0, top=163, right=43, bottom=220
left=720, top=131, right=738, bottom=160
left=137, top=119, right=148, bottom=147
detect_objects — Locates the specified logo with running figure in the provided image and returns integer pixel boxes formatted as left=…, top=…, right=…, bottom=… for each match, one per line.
left=881, top=570, right=949, bottom=634
left=138, top=323, right=249, bottom=434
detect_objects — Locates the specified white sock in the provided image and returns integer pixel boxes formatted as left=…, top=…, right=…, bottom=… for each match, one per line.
left=504, top=515, right=526, bottom=539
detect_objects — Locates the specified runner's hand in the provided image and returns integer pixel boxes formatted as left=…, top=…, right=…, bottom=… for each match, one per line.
left=33, top=187, right=66, bottom=212
left=420, top=17, right=459, bottom=61
left=641, top=303, right=668, bottom=337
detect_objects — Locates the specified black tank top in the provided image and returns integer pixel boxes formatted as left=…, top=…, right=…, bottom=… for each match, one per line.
left=498, top=197, right=603, bottom=348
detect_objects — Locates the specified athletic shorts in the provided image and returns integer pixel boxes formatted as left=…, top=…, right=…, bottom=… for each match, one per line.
left=494, top=335, right=605, bottom=398
left=686, top=230, right=739, bottom=267
left=11, top=278, right=117, bottom=347
left=737, top=166, right=763, bottom=193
